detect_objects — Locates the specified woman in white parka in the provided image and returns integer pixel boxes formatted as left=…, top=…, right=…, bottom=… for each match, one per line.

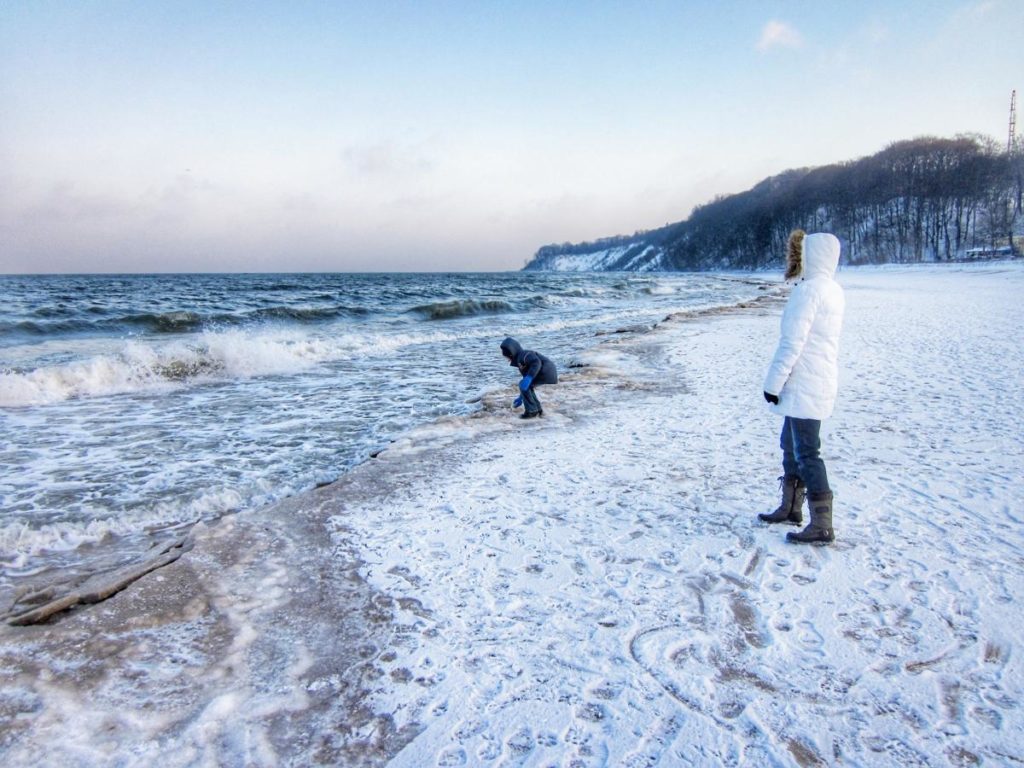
left=758, top=230, right=845, bottom=544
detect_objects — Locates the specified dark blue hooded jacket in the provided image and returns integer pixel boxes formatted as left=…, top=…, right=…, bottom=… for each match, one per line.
left=500, top=337, right=558, bottom=385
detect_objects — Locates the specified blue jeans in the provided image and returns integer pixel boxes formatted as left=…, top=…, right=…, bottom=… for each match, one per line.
left=521, top=386, right=542, bottom=415
left=780, top=417, right=830, bottom=495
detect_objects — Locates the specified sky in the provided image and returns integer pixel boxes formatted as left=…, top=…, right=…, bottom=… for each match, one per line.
left=1, top=1, right=1022, bottom=273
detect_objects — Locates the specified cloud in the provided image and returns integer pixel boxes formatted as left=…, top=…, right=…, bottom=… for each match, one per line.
left=863, top=18, right=891, bottom=45
left=948, top=0, right=996, bottom=28
left=342, top=140, right=435, bottom=178
left=756, top=20, right=803, bottom=52
left=16, top=182, right=135, bottom=225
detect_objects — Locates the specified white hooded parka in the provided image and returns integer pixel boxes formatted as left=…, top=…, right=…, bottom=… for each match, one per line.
left=763, top=233, right=845, bottom=420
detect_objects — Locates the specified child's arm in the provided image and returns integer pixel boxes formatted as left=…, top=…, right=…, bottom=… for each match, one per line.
left=521, top=351, right=543, bottom=381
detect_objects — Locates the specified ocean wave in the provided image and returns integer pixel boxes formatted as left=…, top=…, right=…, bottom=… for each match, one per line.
left=124, top=311, right=206, bottom=333
left=243, top=280, right=312, bottom=292
left=0, top=312, right=206, bottom=337
left=553, top=286, right=610, bottom=299
left=0, top=321, right=54, bottom=336
left=408, top=298, right=514, bottom=321
left=0, top=322, right=506, bottom=407
left=250, top=305, right=369, bottom=323
left=0, top=330, right=332, bottom=407
left=0, top=487, right=249, bottom=566
left=0, top=305, right=372, bottom=341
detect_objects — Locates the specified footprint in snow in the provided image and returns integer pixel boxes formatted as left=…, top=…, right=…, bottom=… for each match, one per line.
left=436, top=747, right=467, bottom=766
left=605, top=570, right=630, bottom=588
left=794, top=620, right=826, bottom=656
left=619, top=714, right=684, bottom=767
left=476, top=736, right=502, bottom=761
left=790, top=550, right=824, bottom=585
left=503, top=726, right=537, bottom=761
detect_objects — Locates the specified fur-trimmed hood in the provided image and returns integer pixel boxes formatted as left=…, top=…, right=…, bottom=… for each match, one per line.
left=787, top=230, right=841, bottom=281
left=765, top=231, right=845, bottom=420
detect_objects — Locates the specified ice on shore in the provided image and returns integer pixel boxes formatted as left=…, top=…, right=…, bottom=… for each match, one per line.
left=1, top=263, right=1022, bottom=766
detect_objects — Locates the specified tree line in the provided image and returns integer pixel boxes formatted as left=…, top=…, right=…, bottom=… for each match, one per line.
left=528, top=135, right=1024, bottom=270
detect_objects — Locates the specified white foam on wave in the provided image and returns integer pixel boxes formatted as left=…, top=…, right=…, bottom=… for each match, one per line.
left=1, top=321, right=526, bottom=407
left=0, top=328, right=352, bottom=407
left=642, top=283, right=677, bottom=295
left=1, top=278, right=763, bottom=409
left=0, top=484, right=253, bottom=571
left=1, top=342, right=172, bottom=407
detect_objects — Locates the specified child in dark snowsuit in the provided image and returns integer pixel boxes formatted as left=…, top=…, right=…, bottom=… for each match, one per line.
left=500, top=337, right=558, bottom=419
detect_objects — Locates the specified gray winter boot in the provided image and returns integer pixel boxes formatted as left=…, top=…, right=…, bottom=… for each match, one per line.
left=787, top=492, right=835, bottom=544
left=758, top=475, right=805, bottom=525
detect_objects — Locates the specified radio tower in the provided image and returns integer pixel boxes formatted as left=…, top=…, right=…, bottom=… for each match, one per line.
left=1010, top=89, right=1018, bottom=153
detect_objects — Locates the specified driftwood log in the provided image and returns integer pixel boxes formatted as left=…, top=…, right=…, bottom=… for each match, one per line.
left=5, top=536, right=191, bottom=626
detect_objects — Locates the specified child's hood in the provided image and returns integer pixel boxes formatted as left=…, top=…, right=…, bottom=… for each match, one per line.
left=500, top=337, right=523, bottom=366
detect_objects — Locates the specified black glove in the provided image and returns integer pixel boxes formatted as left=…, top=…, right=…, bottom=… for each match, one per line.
left=763, top=391, right=779, bottom=405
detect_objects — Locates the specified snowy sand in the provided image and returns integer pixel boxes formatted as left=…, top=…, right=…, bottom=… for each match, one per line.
left=1, top=264, right=1022, bottom=767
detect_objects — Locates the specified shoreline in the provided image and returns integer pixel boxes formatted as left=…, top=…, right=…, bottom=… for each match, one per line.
left=0, top=270, right=773, bottom=589
left=0, top=285, right=785, bottom=765
left=2, top=263, right=1023, bottom=765
left=0, top=275, right=783, bottom=620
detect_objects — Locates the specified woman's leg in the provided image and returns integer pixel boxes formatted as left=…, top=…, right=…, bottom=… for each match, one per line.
left=780, top=417, right=800, bottom=479
left=789, top=417, right=830, bottom=495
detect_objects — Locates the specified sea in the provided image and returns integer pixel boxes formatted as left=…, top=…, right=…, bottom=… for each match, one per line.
left=0, top=271, right=771, bottom=588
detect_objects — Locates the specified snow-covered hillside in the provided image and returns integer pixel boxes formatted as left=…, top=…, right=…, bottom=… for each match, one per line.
left=524, top=242, right=666, bottom=272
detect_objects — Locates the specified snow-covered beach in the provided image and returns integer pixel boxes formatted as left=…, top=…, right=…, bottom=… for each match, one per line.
left=2, top=263, right=1022, bottom=766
